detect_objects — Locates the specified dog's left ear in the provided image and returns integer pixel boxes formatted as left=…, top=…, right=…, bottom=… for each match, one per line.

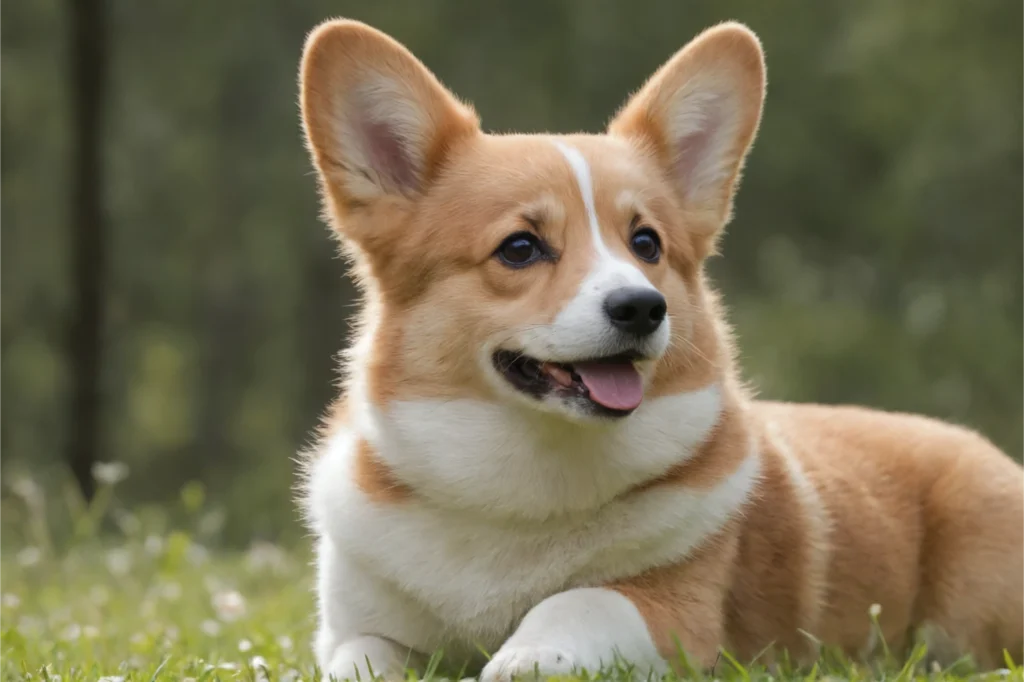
left=609, top=22, right=765, bottom=235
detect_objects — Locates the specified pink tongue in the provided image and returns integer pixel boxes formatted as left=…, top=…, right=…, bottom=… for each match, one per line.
left=573, top=361, right=644, bottom=411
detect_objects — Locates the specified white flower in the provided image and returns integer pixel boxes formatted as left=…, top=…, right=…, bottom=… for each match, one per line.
left=144, top=535, right=165, bottom=556
left=2, top=593, right=21, bottom=609
left=238, top=638, right=253, bottom=652
left=17, top=616, right=43, bottom=635
left=245, top=541, right=289, bottom=574
left=91, top=461, right=129, bottom=485
left=868, top=603, right=882, bottom=618
left=90, top=586, right=109, bottom=605
left=157, top=581, right=181, bottom=601
left=83, top=625, right=100, bottom=639
left=279, top=670, right=302, bottom=682
left=250, top=655, right=270, bottom=682
left=187, top=543, right=210, bottom=566
left=114, top=510, right=141, bottom=536
left=201, top=619, right=222, bottom=637
left=130, top=632, right=147, bottom=646
left=198, top=509, right=226, bottom=537
left=276, top=634, right=293, bottom=651
left=49, top=606, right=72, bottom=624
left=10, top=477, right=42, bottom=505
left=97, top=676, right=125, bottom=682
left=17, top=547, right=41, bottom=567
left=61, top=623, right=82, bottom=641
left=202, top=663, right=239, bottom=672
left=212, top=589, right=247, bottom=622
left=105, top=548, right=132, bottom=577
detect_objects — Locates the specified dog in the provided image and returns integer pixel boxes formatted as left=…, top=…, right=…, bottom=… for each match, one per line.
left=297, top=18, right=1024, bottom=680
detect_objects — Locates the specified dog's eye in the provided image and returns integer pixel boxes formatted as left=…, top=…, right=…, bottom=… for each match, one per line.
left=496, top=232, right=544, bottom=268
left=630, top=228, right=661, bottom=263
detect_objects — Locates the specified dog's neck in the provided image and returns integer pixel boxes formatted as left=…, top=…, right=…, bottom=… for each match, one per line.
left=342, top=374, right=754, bottom=522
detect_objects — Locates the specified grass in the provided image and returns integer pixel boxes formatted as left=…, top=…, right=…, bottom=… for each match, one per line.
left=1, top=474, right=1021, bottom=681
left=2, top=472, right=317, bottom=681
left=2, top=536, right=313, bottom=680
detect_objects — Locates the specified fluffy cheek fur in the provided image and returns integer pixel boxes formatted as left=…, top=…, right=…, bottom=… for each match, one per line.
left=367, top=268, right=572, bottom=402
left=641, top=262, right=727, bottom=398
left=367, top=289, right=495, bottom=403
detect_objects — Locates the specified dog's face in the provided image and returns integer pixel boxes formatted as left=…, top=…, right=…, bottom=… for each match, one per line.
left=301, top=21, right=765, bottom=422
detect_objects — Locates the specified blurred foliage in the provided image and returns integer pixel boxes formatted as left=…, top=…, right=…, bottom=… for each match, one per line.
left=2, top=0, right=1021, bottom=546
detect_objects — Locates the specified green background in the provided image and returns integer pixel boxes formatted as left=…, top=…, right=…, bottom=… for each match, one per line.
left=3, top=0, right=1021, bottom=546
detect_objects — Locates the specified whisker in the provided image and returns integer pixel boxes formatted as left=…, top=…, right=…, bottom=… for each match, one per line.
left=669, top=329, right=714, bottom=366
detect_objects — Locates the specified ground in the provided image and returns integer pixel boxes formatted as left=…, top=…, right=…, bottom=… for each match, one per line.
left=1, top=477, right=1020, bottom=681
left=1, top=533, right=312, bottom=681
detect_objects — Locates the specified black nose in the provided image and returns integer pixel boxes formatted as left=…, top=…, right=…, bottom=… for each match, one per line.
left=604, top=287, right=667, bottom=337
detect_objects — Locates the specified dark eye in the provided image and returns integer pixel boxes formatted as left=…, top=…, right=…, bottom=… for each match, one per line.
left=630, top=227, right=661, bottom=263
left=496, top=232, right=544, bottom=268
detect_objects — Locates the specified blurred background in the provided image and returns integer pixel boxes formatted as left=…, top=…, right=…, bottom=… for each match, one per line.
left=2, top=0, right=1021, bottom=548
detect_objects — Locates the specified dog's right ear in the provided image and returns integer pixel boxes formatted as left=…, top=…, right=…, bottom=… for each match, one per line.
left=300, top=20, right=479, bottom=213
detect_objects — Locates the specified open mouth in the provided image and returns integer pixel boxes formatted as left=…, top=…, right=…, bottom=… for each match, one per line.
left=492, top=350, right=645, bottom=418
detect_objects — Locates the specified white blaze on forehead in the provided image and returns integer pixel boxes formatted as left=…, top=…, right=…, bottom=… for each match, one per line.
left=513, top=140, right=670, bottom=361
left=551, top=140, right=614, bottom=260
left=549, top=140, right=652, bottom=289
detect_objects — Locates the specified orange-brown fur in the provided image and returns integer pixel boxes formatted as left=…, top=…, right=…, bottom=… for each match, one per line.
left=610, top=522, right=742, bottom=667
left=607, top=400, right=1024, bottom=669
left=299, top=17, right=1024, bottom=672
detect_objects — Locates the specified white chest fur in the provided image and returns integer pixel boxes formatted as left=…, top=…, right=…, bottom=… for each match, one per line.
left=307, top=386, right=760, bottom=656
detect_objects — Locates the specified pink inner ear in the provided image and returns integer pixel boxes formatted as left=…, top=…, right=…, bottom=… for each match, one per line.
left=670, top=94, right=725, bottom=200
left=361, top=117, right=417, bottom=193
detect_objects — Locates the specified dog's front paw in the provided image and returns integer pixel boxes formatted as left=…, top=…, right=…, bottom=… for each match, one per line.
left=323, top=635, right=413, bottom=682
left=480, top=645, right=578, bottom=682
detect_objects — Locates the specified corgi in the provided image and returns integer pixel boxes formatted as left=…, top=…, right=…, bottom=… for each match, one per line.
left=297, top=18, right=1024, bottom=681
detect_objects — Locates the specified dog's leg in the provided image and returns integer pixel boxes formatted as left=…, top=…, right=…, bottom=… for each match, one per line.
left=479, top=587, right=669, bottom=682
left=315, top=539, right=430, bottom=681
left=320, top=635, right=424, bottom=682
left=481, top=531, right=737, bottom=682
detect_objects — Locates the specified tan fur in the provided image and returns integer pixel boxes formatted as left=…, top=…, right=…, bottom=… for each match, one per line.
left=354, top=438, right=412, bottom=503
left=299, top=18, right=1024, bottom=672
left=609, top=522, right=741, bottom=668
left=634, top=389, right=752, bottom=494
left=608, top=402, right=1024, bottom=669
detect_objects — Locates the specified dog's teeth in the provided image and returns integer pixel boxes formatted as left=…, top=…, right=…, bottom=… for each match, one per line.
left=542, top=363, right=575, bottom=388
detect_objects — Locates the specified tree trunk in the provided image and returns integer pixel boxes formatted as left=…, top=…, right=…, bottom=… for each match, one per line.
left=66, top=0, right=107, bottom=502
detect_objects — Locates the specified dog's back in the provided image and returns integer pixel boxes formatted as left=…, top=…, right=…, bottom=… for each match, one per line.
left=728, top=402, right=1024, bottom=667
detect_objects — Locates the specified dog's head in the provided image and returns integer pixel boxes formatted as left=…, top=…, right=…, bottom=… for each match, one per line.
left=301, top=20, right=764, bottom=423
